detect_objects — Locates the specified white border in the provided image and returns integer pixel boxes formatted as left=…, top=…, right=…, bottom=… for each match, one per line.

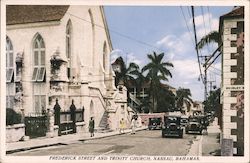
left=1, top=0, right=249, bottom=163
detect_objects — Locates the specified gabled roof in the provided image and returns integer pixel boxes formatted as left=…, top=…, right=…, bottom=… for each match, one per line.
left=218, top=6, right=244, bottom=44
left=7, top=5, right=69, bottom=25
left=221, top=6, right=244, bottom=19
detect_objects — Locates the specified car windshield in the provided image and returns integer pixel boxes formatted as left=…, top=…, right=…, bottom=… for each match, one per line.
left=149, top=118, right=161, bottom=124
left=181, top=119, right=188, bottom=123
left=165, top=116, right=180, bottom=124
left=189, top=118, right=199, bottom=122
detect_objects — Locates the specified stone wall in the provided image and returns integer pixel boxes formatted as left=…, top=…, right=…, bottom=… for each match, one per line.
left=6, top=124, right=25, bottom=143
left=221, top=18, right=244, bottom=156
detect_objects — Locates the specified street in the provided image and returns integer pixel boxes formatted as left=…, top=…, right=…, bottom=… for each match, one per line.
left=10, top=130, right=197, bottom=156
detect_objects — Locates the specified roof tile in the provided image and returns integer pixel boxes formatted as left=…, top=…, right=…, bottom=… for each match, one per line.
left=7, top=5, right=69, bottom=25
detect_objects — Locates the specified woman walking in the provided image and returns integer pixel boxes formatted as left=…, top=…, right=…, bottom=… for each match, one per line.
left=89, top=117, right=95, bottom=137
left=119, top=118, right=125, bottom=133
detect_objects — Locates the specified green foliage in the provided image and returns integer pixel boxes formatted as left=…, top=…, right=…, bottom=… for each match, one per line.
left=6, top=108, right=22, bottom=125
left=203, top=88, right=221, bottom=114
left=197, top=31, right=219, bottom=49
left=156, top=88, right=176, bottom=113
left=113, top=52, right=176, bottom=114
left=114, top=56, right=139, bottom=88
left=142, top=51, right=174, bottom=113
left=176, top=88, right=193, bottom=111
left=139, top=97, right=151, bottom=113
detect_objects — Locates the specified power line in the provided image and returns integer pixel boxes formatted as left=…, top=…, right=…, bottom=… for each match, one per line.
left=187, top=6, right=192, bottom=19
left=207, top=6, right=214, bottom=50
left=191, top=6, right=204, bottom=85
left=66, top=12, right=166, bottom=54
left=201, top=6, right=210, bottom=53
left=179, top=6, right=196, bottom=47
left=210, top=65, right=221, bottom=72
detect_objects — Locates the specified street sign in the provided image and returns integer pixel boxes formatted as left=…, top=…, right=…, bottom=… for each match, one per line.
left=224, top=85, right=244, bottom=91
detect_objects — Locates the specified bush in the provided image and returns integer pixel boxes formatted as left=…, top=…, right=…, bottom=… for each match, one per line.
left=6, top=108, right=22, bottom=125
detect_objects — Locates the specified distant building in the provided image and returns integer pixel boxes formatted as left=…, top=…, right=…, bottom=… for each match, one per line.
left=6, top=5, right=133, bottom=137
left=219, top=6, right=244, bottom=156
left=111, top=57, right=176, bottom=112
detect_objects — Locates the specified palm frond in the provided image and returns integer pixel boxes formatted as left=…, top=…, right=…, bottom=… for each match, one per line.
left=197, top=31, right=219, bottom=49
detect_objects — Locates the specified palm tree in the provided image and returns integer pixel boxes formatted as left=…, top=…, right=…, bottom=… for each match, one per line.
left=197, top=31, right=219, bottom=49
left=130, top=68, right=149, bottom=98
left=142, top=51, right=173, bottom=113
left=176, top=88, right=193, bottom=113
left=114, top=56, right=139, bottom=88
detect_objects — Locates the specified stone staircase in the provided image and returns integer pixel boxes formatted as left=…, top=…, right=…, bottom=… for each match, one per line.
left=96, top=111, right=112, bottom=133
left=128, top=93, right=142, bottom=112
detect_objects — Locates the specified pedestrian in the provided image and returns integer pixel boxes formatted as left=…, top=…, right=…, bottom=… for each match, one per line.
left=89, top=117, right=95, bottom=137
left=131, top=117, right=136, bottom=134
left=119, top=118, right=125, bottom=133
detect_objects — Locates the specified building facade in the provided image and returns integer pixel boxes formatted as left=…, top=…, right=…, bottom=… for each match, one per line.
left=6, top=5, right=132, bottom=133
left=220, top=7, right=244, bottom=156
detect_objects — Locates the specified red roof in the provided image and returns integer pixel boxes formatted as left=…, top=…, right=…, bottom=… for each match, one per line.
left=7, top=5, right=69, bottom=25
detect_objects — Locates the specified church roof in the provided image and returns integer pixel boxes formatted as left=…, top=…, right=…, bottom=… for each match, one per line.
left=7, top=5, right=69, bottom=25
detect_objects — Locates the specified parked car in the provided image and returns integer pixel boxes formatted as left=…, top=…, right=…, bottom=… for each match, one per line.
left=180, top=118, right=189, bottom=127
left=185, top=116, right=203, bottom=135
left=162, top=116, right=183, bottom=138
left=148, top=117, right=162, bottom=130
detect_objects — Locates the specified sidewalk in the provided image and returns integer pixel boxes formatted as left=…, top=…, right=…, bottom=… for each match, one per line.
left=187, top=121, right=221, bottom=156
left=6, top=126, right=147, bottom=154
left=202, top=123, right=221, bottom=156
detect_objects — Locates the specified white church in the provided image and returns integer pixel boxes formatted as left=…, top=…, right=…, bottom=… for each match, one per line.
left=6, top=5, right=133, bottom=137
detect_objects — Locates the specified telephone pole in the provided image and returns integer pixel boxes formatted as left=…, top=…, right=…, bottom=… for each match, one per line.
left=200, top=55, right=209, bottom=101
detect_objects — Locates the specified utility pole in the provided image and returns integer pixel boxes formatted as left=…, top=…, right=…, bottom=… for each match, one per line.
left=199, top=55, right=209, bottom=101
left=204, top=56, right=208, bottom=101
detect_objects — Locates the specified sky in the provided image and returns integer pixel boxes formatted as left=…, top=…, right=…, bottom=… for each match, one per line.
left=104, top=6, right=233, bottom=101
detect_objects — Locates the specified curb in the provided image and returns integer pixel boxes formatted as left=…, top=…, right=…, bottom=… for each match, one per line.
left=6, top=127, right=147, bottom=154
left=186, top=135, right=203, bottom=156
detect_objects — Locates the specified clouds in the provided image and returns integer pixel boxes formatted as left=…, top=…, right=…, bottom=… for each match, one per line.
left=110, top=49, right=142, bottom=67
left=156, top=33, right=194, bottom=61
left=188, top=13, right=219, bottom=40
left=154, top=12, right=221, bottom=101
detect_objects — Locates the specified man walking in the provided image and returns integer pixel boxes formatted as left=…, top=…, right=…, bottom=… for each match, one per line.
left=89, top=117, right=95, bottom=137
left=131, top=117, right=136, bottom=134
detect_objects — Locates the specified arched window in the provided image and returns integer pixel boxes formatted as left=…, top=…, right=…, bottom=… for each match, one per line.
left=66, top=20, right=72, bottom=79
left=103, top=41, right=107, bottom=71
left=88, top=9, right=95, bottom=66
left=32, top=33, right=46, bottom=113
left=32, top=34, right=46, bottom=82
left=90, top=100, right=94, bottom=118
left=6, top=36, right=15, bottom=109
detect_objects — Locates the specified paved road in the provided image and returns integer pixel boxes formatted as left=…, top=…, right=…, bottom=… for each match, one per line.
left=11, top=130, right=197, bottom=156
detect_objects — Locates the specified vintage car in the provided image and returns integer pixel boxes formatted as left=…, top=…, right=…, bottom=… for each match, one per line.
left=185, top=116, right=203, bottom=135
left=162, top=116, right=183, bottom=138
left=148, top=117, right=162, bottom=130
left=180, top=118, right=189, bottom=127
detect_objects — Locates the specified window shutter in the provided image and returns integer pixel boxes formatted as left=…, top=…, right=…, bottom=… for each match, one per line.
left=6, top=68, right=14, bottom=82
left=37, top=67, right=46, bottom=81
left=32, top=67, right=39, bottom=81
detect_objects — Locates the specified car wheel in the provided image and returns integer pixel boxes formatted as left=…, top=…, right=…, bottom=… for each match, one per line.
left=185, top=130, right=188, bottom=134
